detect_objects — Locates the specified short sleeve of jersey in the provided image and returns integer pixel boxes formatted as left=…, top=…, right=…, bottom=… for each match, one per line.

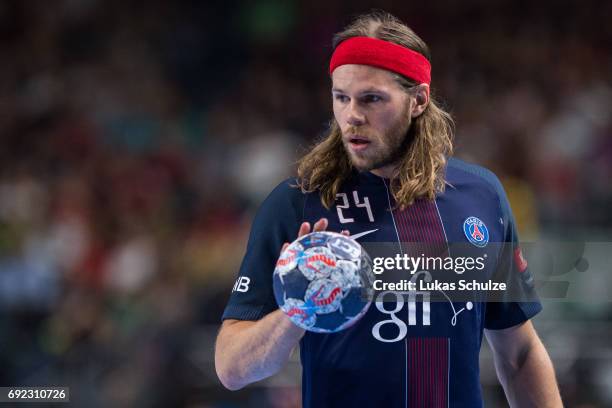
left=221, top=179, right=305, bottom=322
left=484, top=177, right=542, bottom=330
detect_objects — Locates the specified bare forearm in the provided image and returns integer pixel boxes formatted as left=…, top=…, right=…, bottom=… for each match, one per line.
left=215, top=310, right=305, bottom=390
left=496, top=338, right=562, bottom=407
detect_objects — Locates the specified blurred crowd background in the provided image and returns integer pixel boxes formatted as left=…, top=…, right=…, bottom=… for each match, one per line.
left=0, top=0, right=610, bottom=407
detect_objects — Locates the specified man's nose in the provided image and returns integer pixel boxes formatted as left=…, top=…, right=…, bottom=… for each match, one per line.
left=346, top=101, right=366, bottom=127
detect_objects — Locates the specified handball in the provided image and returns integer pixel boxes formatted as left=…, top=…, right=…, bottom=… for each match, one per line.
left=273, top=231, right=374, bottom=333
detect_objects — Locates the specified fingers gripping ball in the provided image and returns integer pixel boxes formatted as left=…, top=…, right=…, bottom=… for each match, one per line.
left=273, top=231, right=374, bottom=333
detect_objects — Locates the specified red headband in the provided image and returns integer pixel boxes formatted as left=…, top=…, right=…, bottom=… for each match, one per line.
left=329, top=36, right=431, bottom=85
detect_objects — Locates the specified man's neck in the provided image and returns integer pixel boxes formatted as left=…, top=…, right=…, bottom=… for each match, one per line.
left=370, top=164, right=398, bottom=179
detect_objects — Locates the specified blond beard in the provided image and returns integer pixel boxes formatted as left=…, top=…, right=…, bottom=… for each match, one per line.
left=342, top=109, right=413, bottom=172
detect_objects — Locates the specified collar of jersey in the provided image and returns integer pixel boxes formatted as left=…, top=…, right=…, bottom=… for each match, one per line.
left=354, top=170, right=390, bottom=186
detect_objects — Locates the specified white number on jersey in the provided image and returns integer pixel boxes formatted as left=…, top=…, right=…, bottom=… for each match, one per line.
left=335, top=191, right=374, bottom=224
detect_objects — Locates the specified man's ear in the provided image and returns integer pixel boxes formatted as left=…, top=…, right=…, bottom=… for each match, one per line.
left=411, top=84, right=430, bottom=118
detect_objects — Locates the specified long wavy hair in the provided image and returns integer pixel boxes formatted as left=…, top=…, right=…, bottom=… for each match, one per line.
left=297, top=11, right=454, bottom=210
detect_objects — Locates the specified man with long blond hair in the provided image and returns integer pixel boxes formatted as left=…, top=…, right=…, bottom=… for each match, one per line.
left=216, top=11, right=562, bottom=407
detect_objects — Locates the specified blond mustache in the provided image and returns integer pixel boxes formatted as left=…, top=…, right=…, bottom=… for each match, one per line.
left=345, top=125, right=375, bottom=139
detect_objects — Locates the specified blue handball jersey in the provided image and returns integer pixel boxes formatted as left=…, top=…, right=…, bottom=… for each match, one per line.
left=222, top=158, right=541, bottom=408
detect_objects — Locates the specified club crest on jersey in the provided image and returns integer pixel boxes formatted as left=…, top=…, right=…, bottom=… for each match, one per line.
left=463, top=216, right=489, bottom=247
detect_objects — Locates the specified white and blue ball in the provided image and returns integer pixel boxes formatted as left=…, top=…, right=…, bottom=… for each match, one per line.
left=273, top=231, right=374, bottom=333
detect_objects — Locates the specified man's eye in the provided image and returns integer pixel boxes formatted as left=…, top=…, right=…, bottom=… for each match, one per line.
left=363, top=95, right=382, bottom=103
left=334, top=95, right=349, bottom=103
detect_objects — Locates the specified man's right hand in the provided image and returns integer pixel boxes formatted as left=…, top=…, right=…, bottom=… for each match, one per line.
left=215, top=218, right=348, bottom=391
left=279, top=217, right=350, bottom=254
